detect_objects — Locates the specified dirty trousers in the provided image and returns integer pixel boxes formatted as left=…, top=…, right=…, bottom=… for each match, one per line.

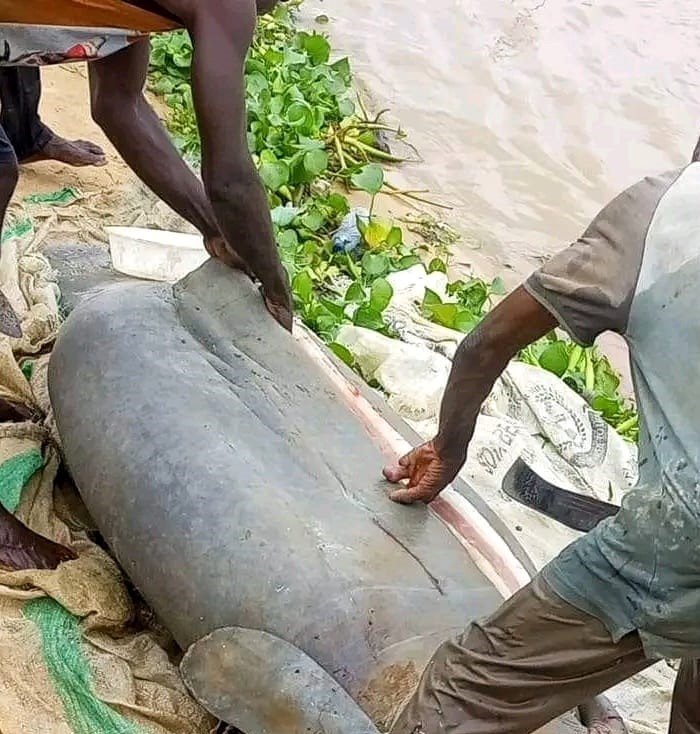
left=390, top=575, right=699, bottom=734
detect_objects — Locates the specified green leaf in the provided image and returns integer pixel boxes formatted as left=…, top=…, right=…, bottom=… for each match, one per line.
left=173, top=50, right=192, bottom=68
left=369, top=278, right=394, bottom=312
left=284, top=48, right=308, bottom=66
left=594, top=359, right=621, bottom=396
left=425, top=303, right=458, bottom=329
left=301, top=209, right=325, bottom=231
left=353, top=305, right=385, bottom=331
left=286, top=102, right=314, bottom=131
left=538, top=341, right=570, bottom=377
left=422, top=288, right=443, bottom=307
left=361, top=252, right=389, bottom=278
left=363, top=219, right=391, bottom=250
left=338, top=98, right=355, bottom=118
left=302, top=34, right=331, bottom=65
left=259, top=148, right=278, bottom=164
left=356, top=215, right=368, bottom=237
left=345, top=281, right=366, bottom=303
left=259, top=160, right=290, bottom=190
left=329, top=342, right=354, bottom=366
left=303, top=149, right=329, bottom=177
left=327, top=193, right=350, bottom=215
left=292, top=271, right=314, bottom=304
left=331, top=57, right=351, bottom=79
left=490, top=276, right=507, bottom=296
left=454, top=310, right=480, bottom=333
left=246, top=72, right=269, bottom=97
left=386, top=226, right=403, bottom=248
left=319, top=297, right=345, bottom=320
left=396, top=255, right=421, bottom=270
left=427, top=258, right=447, bottom=274
left=271, top=206, right=300, bottom=227
left=448, top=277, right=490, bottom=313
left=351, top=163, right=384, bottom=195
left=277, top=228, right=299, bottom=252
left=296, top=135, right=326, bottom=151
left=314, top=313, right=339, bottom=336
left=591, top=395, right=621, bottom=419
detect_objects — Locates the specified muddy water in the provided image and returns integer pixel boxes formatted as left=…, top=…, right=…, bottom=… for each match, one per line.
left=300, top=0, right=699, bottom=386
left=301, top=0, right=700, bottom=282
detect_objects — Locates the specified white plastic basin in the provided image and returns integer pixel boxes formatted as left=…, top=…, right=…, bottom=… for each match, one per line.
left=107, top=226, right=209, bottom=283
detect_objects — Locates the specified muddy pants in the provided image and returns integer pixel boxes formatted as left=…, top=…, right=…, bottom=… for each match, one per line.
left=391, top=576, right=699, bottom=734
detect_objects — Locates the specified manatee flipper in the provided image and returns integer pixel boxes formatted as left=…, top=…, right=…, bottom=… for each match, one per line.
left=0, top=289, right=21, bottom=338
left=181, top=627, right=381, bottom=734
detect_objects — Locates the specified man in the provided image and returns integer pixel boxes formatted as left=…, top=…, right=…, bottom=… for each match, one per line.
left=0, top=0, right=291, bottom=571
left=0, top=0, right=292, bottom=338
left=384, top=142, right=700, bottom=733
left=0, top=66, right=106, bottom=167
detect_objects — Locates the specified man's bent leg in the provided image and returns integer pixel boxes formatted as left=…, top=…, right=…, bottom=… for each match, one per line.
left=0, top=67, right=104, bottom=167
left=391, top=576, right=651, bottom=734
left=0, top=128, right=75, bottom=562
left=669, top=660, right=700, bottom=734
left=88, top=40, right=224, bottom=247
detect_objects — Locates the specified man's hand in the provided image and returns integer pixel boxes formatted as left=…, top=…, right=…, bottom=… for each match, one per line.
left=383, top=288, right=559, bottom=506
left=262, top=287, right=293, bottom=332
left=383, top=440, right=465, bottom=505
left=205, top=235, right=293, bottom=331
left=204, top=234, right=254, bottom=278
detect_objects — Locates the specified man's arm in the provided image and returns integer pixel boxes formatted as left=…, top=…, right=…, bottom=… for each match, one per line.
left=156, top=0, right=292, bottom=329
left=384, top=287, right=557, bottom=504
left=435, top=287, right=557, bottom=462
left=90, top=0, right=292, bottom=328
left=88, top=39, right=223, bottom=252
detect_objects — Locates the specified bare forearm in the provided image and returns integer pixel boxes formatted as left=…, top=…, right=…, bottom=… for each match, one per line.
left=205, top=161, right=285, bottom=288
left=434, top=287, right=558, bottom=459
left=99, top=94, right=219, bottom=238
left=184, top=0, right=290, bottom=315
left=435, top=327, right=508, bottom=460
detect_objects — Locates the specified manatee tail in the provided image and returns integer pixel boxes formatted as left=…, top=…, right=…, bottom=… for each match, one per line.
left=181, top=627, right=380, bottom=734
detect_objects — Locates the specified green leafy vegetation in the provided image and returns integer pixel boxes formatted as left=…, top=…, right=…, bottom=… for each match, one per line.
left=148, top=4, right=637, bottom=441
left=519, top=337, right=638, bottom=442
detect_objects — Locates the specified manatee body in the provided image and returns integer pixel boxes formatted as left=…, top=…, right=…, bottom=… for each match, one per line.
left=49, top=259, right=502, bottom=729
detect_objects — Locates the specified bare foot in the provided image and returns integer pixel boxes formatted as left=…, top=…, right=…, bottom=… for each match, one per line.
left=21, top=134, right=106, bottom=168
left=0, top=510, right=76, bottom=571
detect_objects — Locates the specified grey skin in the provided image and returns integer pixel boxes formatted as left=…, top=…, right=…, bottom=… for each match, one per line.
left=46, top=252, right=625, bottom=733
left=48, top=259, right=503, bottom=730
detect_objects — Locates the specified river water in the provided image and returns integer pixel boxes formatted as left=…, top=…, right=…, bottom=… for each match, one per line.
left=300, top=0, right=700, bottom=282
